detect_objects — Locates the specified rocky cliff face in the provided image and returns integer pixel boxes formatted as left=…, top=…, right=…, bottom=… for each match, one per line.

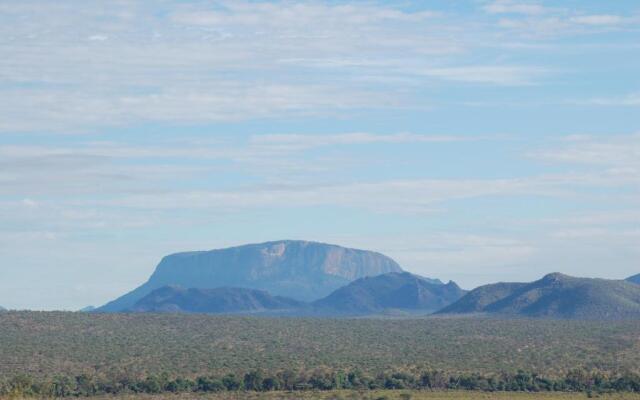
left=98, top=240, right=403, bottom=311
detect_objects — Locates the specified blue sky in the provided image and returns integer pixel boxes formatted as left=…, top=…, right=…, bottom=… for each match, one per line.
left=0, top=0, right=639, bottom=310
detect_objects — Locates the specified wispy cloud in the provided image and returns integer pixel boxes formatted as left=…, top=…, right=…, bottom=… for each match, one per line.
left=0, top=1, right=560, bottom=133
left=251, top=132, right=478, bottom=149
left=483, top=1, right=632, bottom=38
left=569, top=15, right=624, bottom=26
left=417, top=66, right=548, bottom=85
left=0, top=132, right=477, bottom=162
left=0, top=132, right=488, bottom=197
left=483, top=1, right=548, bottom=16
left=0, top=84, right=399, bottom=133
left=1, top=1, right=634, bottom=134
left=573, top=93, right=640, bottom=107
left=52, top=170, right=638, bottom=216
left=3, top=132, right=639, bottom=209
left=531, top=133, right=640, bottom=173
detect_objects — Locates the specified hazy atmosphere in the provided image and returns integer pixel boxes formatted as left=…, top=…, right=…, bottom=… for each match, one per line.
left=1, top=0, right=639, bottom=310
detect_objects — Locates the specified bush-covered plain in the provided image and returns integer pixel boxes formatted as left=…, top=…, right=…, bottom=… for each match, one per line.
left=2, top=312, right=640, bottom=397
left=2, top=312, right=640, bottom=378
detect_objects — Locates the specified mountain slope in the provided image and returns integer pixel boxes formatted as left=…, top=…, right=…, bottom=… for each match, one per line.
left=439, top=273, right=640, bottom=320
left=436, top=282, right=527, bottom=314
left=129, top=286, right=304, bottom=314
left=313, top=272, right=466, bottom=315
left=98, top=240, right=403, bottom=311
left=627, top=274, right=640, bottom=284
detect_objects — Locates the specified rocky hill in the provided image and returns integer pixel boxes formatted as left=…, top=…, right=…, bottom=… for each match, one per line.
left=313, top=272, right=465, bottom=315
left=438, top=273, right=640, bottom=320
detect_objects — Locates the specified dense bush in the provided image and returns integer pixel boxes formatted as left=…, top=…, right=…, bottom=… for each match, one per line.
left=2, top=369, right=640, bottom=397
left=3, top=312, right=640, bottom=397
left=2, top=312, right=640, bottom=380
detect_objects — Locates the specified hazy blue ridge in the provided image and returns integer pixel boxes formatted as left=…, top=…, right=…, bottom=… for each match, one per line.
left=128, top=286, right=305, bottom=314
left=127, top=272, right=462, bottom=316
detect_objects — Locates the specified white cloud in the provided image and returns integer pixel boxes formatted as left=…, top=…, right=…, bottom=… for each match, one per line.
left=87, top=34, right=109, bottom=41
left=0, top=0, right=632, bottom=133
left=0, top=132, right=475, bottom=164
left=570, top=15, right=623, bottom=26
left=251, top=132, right=476, bottom=150
left=576, top=93, right=640, bottom=107
left=58, top=170, right=636, bottom=215
left=0, top=132, right=493, bottom=197
left=277, top=56, right=547, bottom=86
left=486, top=2, right=633, bottom=38
left=0, top=84, right=396, bottom=133
left=483, top=1, right=548, bottom=16
left=21, top=198, right=38, bottom=208
left=0, top=1, right=557, bottom=133
left=417, top=66, right=548, bottom=85
left=172, top=3, right=440, bottom=27
left=2, top=132, right=639, bottom=208
left=550, top=227, right=640, bottom=239
left=531, top=133, right=640, bottom=172
left=541, top=210, right=640, bottom=226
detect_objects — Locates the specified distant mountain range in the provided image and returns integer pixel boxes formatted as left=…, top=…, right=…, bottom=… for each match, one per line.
left=98, top=240, right=403, bottom=312
left=0, top=306, right=5, bottom=312
left=95, top=239, right=640, bottom=320
left=439, top=273, right=640, bottom=320
left=128, top=272, right=463, bottom=316
left=627, top=274, right=640, bottom=285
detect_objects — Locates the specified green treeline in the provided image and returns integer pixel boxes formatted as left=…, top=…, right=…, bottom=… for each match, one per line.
left=3, top=369, right=640, bottom=397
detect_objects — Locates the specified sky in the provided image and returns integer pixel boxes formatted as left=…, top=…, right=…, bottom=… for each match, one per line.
left=0, top=0, right=639, bottom=310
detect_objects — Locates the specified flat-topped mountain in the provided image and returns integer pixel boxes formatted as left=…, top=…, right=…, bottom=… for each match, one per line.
left=129, top=286, right=304, bottom=314
left=313, top=272, right=465, bottom=315
left=98, top=240, right=403, bottom=311
left=439, top=273, right=640, bottom=320
left=627, top=274, right=640, bottom=284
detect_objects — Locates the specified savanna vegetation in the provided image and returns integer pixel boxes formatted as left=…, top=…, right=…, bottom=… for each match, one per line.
left=1, top=312, right=640, bottom=397
left=64, top=393, right=640, bottom=400
left=4, top=367, right=640, bottom=398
